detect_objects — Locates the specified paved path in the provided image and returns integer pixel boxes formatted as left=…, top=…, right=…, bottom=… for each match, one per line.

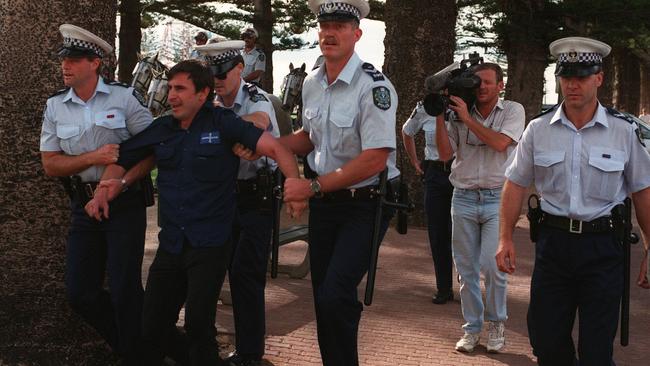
left=143, top=207, right=650, bottom=365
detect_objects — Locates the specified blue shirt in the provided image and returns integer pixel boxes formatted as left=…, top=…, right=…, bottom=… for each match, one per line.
left=40, top=77, right=153, bottom=182
left=117, top=103, right=264, bottom=254
left=506, top=102, right=650, bottom=221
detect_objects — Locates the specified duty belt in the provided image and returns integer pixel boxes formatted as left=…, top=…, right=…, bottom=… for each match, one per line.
left=319, top=186, right=379, bottom=201
left=540, top=212, right=614, bottom=234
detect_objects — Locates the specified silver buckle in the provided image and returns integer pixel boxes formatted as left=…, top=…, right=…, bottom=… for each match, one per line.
left=569, top=219, right=582, bottom=234
left=350, top=188, right=356, bottom=198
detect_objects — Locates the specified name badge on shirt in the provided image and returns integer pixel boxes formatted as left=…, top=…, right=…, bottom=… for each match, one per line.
left=200, top=131, right=221, bottom=144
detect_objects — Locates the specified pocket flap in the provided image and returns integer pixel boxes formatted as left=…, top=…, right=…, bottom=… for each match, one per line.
left=56, top=124, right=80, bottom=139
left=330, top=111, right=354, bottom=128
left=589, top=150, right=624, bottom=172
left=534, top=151, right=565, bottom=167
left=304, top=107, right=319, bottom=120
left=95, top=110, right=126, bottom=129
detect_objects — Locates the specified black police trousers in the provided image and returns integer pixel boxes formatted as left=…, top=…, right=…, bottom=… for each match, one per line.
left=142, top=240, right=231, bottom=366
left=229, top=194, right=274, bottom=359
left=423, top=164, right=453, bottom=293
left=529, top=226, right=622, bottom=366
left=308, top=198, right=394, bottom=366
left=65, top=191, right=146, bottom=363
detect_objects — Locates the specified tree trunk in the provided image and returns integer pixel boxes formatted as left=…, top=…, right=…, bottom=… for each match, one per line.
left=118, top=0, right=142, bottom=83
left=504, top=44, right=548, bottom=123
left=384, top=0, right=457, bottom=227
left=0, top=1, right=119, bottom=364
left=639, top=63, right=650, bottom=114
left=500, top=0, right=551, bottom=123
left=614, top=48, right=641, bottom=115
left=253, top=0, right=274, bottom=92
left=598, top=53, right=615, bottom=107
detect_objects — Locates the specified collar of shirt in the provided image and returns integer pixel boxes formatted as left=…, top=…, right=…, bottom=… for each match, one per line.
left=63, top=76, right=110, bottom=104
left=317, top=52, right=361, bottom=88
left=470, top=98, right=504, bottom=121
left=550, top=101, right=609, bottom=130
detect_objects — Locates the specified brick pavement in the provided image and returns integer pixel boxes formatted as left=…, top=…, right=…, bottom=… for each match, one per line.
left=143, top=207, right=650, bottom=366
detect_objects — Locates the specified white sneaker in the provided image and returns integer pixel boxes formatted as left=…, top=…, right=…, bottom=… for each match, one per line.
left=487, top=321, right=506, bottom=353
left=455, top=332, right=480, bottom=353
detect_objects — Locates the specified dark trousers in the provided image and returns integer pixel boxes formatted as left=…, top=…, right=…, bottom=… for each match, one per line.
left=142, top=242, right=231, bottom=366
left=423, top=165, right=453, bottom=292
left=528, top=227, right=622, bottom=366
left=65, top=193, right=146, bottom=363
left=308, top=198, right=394, bottom=366
left=229, top=196, right=273, bottom=359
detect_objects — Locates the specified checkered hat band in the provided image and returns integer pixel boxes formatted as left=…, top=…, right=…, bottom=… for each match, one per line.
left=558, top=52, right=602, bottom=64
left=206, top=49, right=240, bottom=64
left=63, top=37, right=104, bottom=57
left=319, top=2, right=360, bottom=19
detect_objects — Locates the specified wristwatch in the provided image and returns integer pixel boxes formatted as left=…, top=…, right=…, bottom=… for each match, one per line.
left=310, top=178, right=323, bottom=198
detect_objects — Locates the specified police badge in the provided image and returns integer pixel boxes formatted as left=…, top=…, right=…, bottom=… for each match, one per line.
left=567, top=51, right=578, bottom=63
left=373, top=86, right=391, bottom=110
left=324, top=0, right=336, bottom=13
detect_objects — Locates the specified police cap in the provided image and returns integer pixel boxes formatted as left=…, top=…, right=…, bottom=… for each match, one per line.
left=308, top=0, right=370, bottom=22
left=550, top=36, right=611, bottom=77
left=195, top=40, right=245, bottom=77
left=57, top=24, right=113, bottom=58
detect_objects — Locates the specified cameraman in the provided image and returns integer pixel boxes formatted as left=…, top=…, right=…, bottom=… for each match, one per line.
left=435, top=63, right=525, bottom=353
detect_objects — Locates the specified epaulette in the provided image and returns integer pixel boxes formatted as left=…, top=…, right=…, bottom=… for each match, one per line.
left=532, top=104, right=559, bottom=120
left=606, top=107, right=636, bottom=124
left=361, top=62, right=385, bottom=82
left=606, top=107, right=646, bottom=147
left=104, top=78, right=130, bottom=88
left=49, top=87, right=70, bottom=98
left=244, top=83, right=268, bottom=103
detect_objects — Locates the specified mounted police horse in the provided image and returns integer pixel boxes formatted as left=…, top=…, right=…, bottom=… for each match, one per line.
left=268, top=62, right=308, bottom=136
left=130, top=53, right=171, bottom=117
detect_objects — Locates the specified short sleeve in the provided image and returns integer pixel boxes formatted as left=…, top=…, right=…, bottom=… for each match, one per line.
left=359, top=83, right=397, bottom=151
left=505, top=123, right=535, bottom=187
left=40, top=99, right=61, bottom=152
left=499, top=102, right=526, bottom=143
left=401, top=103, right=426, bottom=137
left=219, top=109, right=264, bottom=152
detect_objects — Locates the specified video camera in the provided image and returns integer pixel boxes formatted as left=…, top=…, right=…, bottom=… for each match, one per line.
left=422, top=52, right=484, bottom=116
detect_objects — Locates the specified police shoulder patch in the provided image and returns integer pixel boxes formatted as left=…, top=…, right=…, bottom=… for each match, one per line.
left=132, top=88, right=147, bottom=108
left=362, top=62, right=385, bottom=82
left=49, top=87, right=70, bottom=98
left=257, top=51, right=265, bottom=62
left=372, top=86, right=391, bottom=110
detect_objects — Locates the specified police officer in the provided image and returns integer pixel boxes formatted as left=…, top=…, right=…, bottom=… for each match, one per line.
left=281, top=1, right=399, bottom=365
left=190, top=31, right=209, bottom=60
left=401, top=101, right=454, bottom=304
left=196, top=40, right=281, bottom=366
left=240, top=28, right=266, bottom=85
left=39, top=24, right=153, bottom=363
left=496, top=37, right=650, bottom=365
left=85, top=59, right=305, bottom=366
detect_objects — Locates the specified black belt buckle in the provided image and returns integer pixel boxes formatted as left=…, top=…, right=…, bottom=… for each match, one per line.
left=569, top=219, right=583, bottom=234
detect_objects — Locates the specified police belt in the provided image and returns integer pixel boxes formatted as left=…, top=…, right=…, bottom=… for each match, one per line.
left=540, top=212, right=614, bottom=234
left=318, top=185, right=379, bottom=201
left=424, top=159, right=453, bottom=173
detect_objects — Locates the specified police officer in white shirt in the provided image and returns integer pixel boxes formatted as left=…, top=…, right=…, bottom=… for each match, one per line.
left=280, top=1, right=399, bottom=365
left=240, top=28, right=266, bottom=86
left=497, top=36, right=650, bottom=365
left=39, top=24, right=153, bottom=364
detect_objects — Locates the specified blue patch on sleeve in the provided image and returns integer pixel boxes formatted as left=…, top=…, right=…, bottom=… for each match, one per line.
left=200, top=131, right=221, bottom=144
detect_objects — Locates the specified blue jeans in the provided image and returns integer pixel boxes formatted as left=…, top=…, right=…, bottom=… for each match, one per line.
left=451, top=188, right=507, bottom=333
